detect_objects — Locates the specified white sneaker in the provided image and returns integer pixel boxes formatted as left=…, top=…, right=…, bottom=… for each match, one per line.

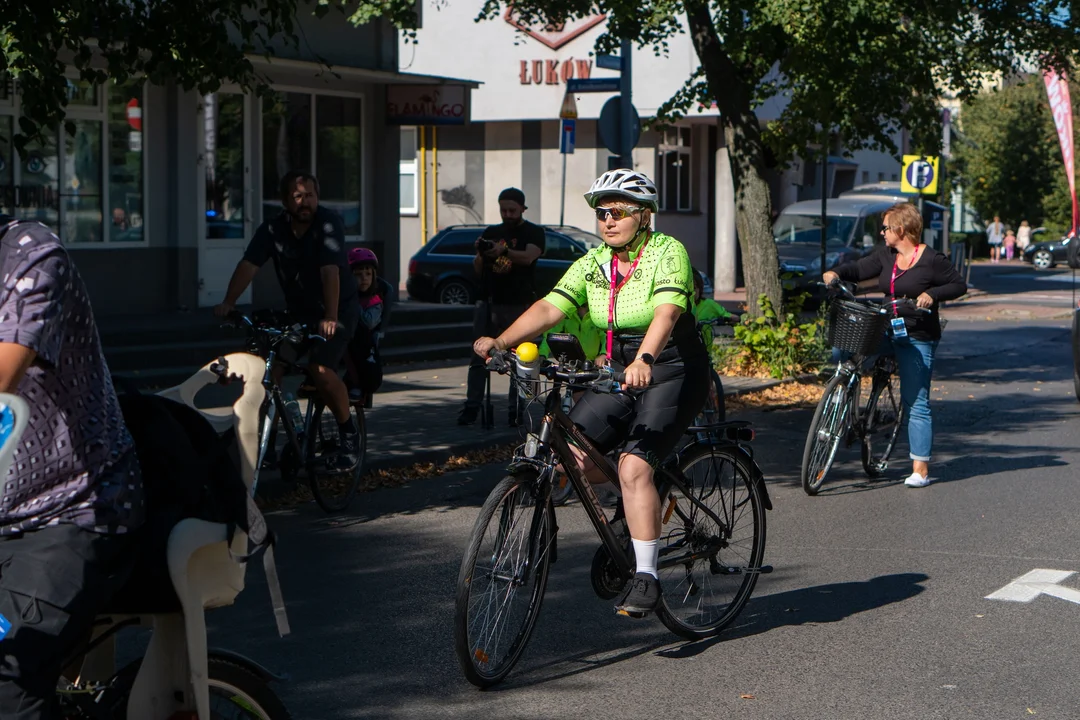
left=904, top=472, right=931, bottom=488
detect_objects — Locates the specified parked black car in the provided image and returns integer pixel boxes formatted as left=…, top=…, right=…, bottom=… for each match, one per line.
left=407, top=225, right=599, bottom=305
left=407, top=224, right=716, bottom=304
left=1023, top=230, right=1075, bottom=270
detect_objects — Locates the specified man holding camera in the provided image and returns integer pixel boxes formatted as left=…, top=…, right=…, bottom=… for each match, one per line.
left=457, top=188, right=545, bottom=426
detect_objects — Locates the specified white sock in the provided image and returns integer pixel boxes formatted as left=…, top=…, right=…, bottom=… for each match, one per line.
left=632, top=538, right=659, bottom=579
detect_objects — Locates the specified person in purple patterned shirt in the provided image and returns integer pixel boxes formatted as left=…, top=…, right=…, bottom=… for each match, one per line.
left=0, top=215, right=145, bottom=719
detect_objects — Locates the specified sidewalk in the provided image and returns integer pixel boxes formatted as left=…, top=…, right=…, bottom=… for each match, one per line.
left=359, top=362, right=781, bottom=472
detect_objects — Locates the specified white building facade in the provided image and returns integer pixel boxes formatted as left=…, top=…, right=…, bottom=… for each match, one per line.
left=397, top=3, right=911, bottom=292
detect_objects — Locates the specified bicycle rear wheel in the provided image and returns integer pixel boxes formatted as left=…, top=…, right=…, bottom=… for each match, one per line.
left=800, top=374, right=851, bottom=495
left=454, top=472, right=554, bottom=688
left=655, top=444, right=766, bottom=640
left=861, top=370, right=903, bottom=478
left=308, top=403, right=366, bottom=513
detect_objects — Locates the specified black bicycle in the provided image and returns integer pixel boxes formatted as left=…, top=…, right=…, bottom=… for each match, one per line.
left=800, top=283, right=930, bottom=495
left=453, top=337, right=772, bottom=687
left=229, top=311, right=366, bottom=512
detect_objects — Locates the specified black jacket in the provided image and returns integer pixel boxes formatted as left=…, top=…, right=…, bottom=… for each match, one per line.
left=834, top=244, right=967, bottom=341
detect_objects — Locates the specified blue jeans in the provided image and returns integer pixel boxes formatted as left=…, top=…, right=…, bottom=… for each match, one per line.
left=887, top=335, right=938, bottom=462
left=831, top=334, right=939, bottom=461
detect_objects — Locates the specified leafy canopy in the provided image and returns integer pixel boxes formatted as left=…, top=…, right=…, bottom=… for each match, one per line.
left=950, top=76, right=1079, bottom=235
left=479, top=0, right=1079, bottom=165
left=0, top=0, right=419, bottom=150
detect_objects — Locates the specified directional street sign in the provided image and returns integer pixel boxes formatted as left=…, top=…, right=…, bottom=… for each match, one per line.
left=986, top=569, right=1080, bottom=605
left=596, top=54, right=623, bottom=71
left=566, top=78, right=621, bottom=94
left=559, top=119, right=576, bottom=155
left=901, top=155, right=940, bottom=195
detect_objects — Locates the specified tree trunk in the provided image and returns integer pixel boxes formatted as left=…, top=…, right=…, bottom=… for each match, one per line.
left=684, top=0, right=783, bottom=317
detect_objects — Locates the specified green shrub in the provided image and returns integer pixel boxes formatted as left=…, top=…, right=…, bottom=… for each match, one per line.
left=722, top=292, right=829, bottom=379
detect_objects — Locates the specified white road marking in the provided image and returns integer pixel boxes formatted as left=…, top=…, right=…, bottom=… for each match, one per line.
left=986, top=569, right=1079, bottom=603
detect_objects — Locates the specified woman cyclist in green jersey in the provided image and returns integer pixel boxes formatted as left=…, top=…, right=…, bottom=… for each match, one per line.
left=472, top=169, right=710, bottom=616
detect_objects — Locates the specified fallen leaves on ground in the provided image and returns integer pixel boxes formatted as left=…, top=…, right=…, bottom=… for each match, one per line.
left=258, top=443, right=520, bottom=511
left=727, top=379, right=825, bottom=412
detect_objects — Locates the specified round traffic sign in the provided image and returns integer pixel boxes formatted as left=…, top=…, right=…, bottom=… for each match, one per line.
left=597, top=97, right=640, bottom=157
left=906, top=159, right=935, bottom=190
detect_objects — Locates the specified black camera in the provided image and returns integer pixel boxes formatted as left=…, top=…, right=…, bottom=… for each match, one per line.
left=477, top=238, right=495, bottom=253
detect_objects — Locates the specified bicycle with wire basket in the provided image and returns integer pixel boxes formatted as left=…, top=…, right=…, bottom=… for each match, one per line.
left=227, top=311, right=366, bottom=512
left=453, top=338, right=773, bottom=688
left=800, top=282, right=930, bottom=495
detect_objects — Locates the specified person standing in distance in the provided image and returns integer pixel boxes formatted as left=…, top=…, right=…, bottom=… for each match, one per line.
left=214, top=171, right=362, bottom=470
left=458, top=187, right=545, bottom=426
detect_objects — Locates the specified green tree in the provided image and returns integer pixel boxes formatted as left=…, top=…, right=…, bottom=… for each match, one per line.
left=0, top=0, right=418, bottom=149
left=951, top=76, right=1079, bottom=236
left=478, top=0, right=1079, bottom=314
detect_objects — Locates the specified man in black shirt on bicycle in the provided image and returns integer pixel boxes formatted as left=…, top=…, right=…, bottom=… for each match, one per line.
left=214, top=171, right=361, bottom=470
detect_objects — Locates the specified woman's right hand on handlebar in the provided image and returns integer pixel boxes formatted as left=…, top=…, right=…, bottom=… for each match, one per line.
left=821, top=271, right=839, bottom=287
left=213, top=301, right=235, bottom=319
left=473, top=336, right=506, bottom=359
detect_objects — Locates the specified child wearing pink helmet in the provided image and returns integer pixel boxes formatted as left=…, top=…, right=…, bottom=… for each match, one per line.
left=345, top=247, right=385, bottom=405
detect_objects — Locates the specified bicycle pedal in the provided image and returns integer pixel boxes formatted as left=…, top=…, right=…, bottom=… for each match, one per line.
left=615, top=608, right=650, bottom=619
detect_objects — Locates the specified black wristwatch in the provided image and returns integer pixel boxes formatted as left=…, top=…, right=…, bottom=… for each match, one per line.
left=637, top=352, right=655, bottom=366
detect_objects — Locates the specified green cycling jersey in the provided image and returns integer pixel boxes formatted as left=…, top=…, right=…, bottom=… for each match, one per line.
left=543, top=232, right=694, bottom=333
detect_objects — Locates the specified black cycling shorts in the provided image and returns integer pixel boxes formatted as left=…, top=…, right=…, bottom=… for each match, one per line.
left=568, top=358, right=710, bottom=468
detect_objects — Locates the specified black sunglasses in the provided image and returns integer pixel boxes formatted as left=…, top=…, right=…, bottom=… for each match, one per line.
left=595, top=206, right=640, bottom=221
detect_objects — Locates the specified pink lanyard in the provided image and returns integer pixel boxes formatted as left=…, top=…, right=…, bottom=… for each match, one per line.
left=605, top=241, right=648, bottom=358
left=890, top=245, right=921, bottom=316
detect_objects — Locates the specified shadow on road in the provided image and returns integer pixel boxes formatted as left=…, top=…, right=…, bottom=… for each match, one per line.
left=656, top=572, right=929, bottom=659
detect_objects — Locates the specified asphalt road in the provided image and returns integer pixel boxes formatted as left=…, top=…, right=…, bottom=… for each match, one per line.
left=203, top=316, right=1080, bottom=720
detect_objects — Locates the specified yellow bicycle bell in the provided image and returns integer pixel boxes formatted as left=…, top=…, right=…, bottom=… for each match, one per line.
left=516, top=341, right=539, bottom=364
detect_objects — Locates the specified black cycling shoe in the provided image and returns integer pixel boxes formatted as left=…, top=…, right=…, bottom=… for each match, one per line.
left=328, top=429, right=360, bottom=472
left=457, top=406, right=479, bottom=426
left=614, top=572, right=662, bottom=617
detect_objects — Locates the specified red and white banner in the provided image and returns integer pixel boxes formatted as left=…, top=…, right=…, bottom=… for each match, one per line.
left=1043, top=70, right=1078, bottom=236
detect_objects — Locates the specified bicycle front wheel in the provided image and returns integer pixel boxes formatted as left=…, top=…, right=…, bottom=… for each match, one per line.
left=801, top=374, right=851, bottom=495
left=454, top=472, right=554, bottom=688
left=861, top=370, right=903, bottom=478
left=98, top=655, right=292, bottom=719
left=308, top=403, right=366, bottom=513
left=656, top=444, right=766, bottom=640
left=1072, top=308, right=1080, bottom=402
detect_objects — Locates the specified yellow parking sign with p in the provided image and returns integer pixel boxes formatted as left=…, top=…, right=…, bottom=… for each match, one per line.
left=901, top=155, right=940, bottom=195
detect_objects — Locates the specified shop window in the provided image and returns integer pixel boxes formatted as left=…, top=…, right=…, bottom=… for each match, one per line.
left=0, top=77, right=145, bottom=244
left=656, top=127, right=692, bottom=212
left=261, top=91, right=363, bottom=236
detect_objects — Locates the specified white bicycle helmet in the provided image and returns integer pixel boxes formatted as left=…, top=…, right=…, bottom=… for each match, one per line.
left=584, top=169, right=659, bottom=212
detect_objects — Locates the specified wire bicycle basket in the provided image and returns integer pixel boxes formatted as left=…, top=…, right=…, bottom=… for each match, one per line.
left=827, top=299, right=887, bottom=356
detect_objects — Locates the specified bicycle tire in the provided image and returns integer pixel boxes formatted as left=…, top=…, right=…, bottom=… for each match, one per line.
left=549, top=470, right=575, bottom=506
left=454, top=472, right=553, bottom=688
left=655, top=443, right=766, bottom=640
left=89, top=654, right=292, bottom=719
left=800, top=374, right=851, bottom=495
left=1072, top=308, right=1080, bottom=403
left=308, top=403, right=366, bottom=513
left=861, top=370, right=903, bottom=478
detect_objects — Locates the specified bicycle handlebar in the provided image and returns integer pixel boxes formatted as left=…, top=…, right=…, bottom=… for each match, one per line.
left=817, top=281, right=932, bottom=314
left=485, top=349, right=628, bottom=388
left=223, top=311, right=328, bottom=347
